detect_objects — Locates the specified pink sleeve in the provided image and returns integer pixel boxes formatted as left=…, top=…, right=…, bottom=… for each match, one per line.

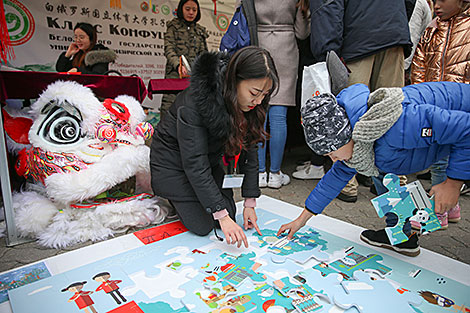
left=243, top=198, right=256, bottom=208
left=212, top=209, right=229, bottom=220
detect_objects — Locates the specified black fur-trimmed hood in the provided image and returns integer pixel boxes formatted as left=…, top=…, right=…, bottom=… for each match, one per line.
left=189, top=51, right=231, bottom=139
left=85, top=45, right=117, bottom=66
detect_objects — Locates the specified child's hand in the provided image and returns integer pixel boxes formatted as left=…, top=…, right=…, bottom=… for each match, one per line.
left=429, top=178, right=463, bottom=214
left=277, top=209, right=314, bottom=239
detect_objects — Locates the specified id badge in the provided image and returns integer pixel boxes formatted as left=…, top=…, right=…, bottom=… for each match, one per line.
left=222, top=174, right=245, bottom=188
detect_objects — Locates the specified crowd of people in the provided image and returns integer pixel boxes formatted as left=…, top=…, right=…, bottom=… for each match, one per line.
left=53, top=0, right=469, bottom=257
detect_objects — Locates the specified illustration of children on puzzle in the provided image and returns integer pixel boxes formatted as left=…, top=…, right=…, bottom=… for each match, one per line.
left=61, top=282, right=97, bottom=313
left=93, top=272, right=127, bottom=305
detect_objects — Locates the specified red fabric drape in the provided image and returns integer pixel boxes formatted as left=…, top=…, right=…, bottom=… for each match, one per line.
left=0, top=0, right=15, bottom=63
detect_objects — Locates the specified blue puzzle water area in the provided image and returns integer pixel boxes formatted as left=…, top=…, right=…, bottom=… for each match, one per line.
left=7, top=208, right=470, bottom=313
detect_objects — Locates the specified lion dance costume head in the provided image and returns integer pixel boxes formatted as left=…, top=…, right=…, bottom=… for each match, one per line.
left=2, top=81, right=167, bottom=248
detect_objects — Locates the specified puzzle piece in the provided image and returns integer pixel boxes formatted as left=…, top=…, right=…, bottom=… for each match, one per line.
left=204, top=252, right=267, bottom=287
left=211, top=283, right=295, bottom=313
left=191, top=248, right=227, bottom=275
left=273, top=276, right=325, bottom=312
left=179, top=274, right=238, bottom=312
left=334, top=270, right=422, bottom=313
left=254, top=229, right=330, bottom=264
left=257, top=253, right=305, bottom=287
left=371, top=174, right=440, bottom=245
left=314, top=252, right=392, bottom=281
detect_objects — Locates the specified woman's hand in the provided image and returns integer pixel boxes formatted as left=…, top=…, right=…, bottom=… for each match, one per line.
left=65, top=42, right=79, bottom=58
left=219, top=215, right=248, bottom=248
left=277, top=209, right=314, bottom=239
left=429, top=178, right=463, bottom=214
left=243, top=207, right=262, bottom=235
left=67, top=68, right=78, bottom=73
left=178, top=64, right=188, bottom=77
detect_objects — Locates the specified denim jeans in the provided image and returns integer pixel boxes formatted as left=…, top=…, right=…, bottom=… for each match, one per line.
left=258, top=105, right=288, bottom=173
left=372, top=172, right=411, bottom=236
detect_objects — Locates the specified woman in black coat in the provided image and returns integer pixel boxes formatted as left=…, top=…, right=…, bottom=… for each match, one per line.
left=55, top=22, right=116, bottom=74
left=150, top=47, right=279, bottom=248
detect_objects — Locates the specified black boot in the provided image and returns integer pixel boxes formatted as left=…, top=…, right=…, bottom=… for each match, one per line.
left=336, top=192, right=357, bottom=203
left=357, top=173, right=373, bottom=187
left=360, top=229, right=420, bottom=257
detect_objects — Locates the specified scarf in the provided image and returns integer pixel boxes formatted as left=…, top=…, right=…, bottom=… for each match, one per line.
left=344, top=88, right=404, bottom=177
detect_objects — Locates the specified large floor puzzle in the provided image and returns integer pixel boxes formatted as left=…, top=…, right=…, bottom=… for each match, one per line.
left=6, top=204, right=470, bottom=313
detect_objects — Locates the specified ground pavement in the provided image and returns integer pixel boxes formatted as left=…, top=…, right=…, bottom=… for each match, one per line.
left=0, top=146, right=469, bottom=274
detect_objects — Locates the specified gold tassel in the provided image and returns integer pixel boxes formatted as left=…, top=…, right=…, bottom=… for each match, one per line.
left=110, top=0, right=122, bottom=9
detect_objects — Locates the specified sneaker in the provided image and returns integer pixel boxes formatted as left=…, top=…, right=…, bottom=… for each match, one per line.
left=448, top=203, right=461, bottom=223
left=360, top=229, right=420, bottom=257
left=293, top=164, right=325, bottom=180
left=336, top=192, right=357, bottom=203
left=268, top=171, right=290, bottom=189
left=437, top=212, right=448, bottom=230
left=296, top=161, right=311, bottom=171
left=259, top=172, right=267, bottom=188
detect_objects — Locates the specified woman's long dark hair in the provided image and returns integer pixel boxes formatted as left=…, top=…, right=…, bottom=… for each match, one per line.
left=72, top=22, right=97, bottom=68
left=223, top=46, right=279, bottom=156
left=176, top=0, right=202, bottom=23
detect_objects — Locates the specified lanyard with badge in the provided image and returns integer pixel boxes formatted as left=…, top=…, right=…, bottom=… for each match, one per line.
left=222, top=153, right=245, bottom=188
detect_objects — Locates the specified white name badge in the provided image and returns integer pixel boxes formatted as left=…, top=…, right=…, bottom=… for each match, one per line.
left=222, top=174, right=245, bottom=188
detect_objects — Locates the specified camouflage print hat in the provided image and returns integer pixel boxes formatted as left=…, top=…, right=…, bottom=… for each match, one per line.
left=301, top=93, right=352, bottom=155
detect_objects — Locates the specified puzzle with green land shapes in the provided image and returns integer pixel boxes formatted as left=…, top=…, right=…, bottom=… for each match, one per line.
left=7, top=209, right=470, bottom=313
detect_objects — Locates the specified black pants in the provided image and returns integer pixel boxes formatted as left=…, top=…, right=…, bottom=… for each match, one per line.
left=170, top=188, right=237, bottom=236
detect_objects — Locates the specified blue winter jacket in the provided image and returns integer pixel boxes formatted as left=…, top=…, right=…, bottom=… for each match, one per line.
left=305, top=82, right=470, bottom=215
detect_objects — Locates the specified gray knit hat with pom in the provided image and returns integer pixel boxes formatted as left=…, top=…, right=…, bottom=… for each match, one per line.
left=301, top=93, right=352, bottom=155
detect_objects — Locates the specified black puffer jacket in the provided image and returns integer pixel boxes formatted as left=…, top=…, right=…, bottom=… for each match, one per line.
left=310, top=0, right=413, bottom=63
left=150, top=52, right=260, bottom=213
left=55, top=44, right=117, bottom=74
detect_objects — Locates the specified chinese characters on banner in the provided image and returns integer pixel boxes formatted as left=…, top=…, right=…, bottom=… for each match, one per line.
left=3, top=0, right=234, bottom=108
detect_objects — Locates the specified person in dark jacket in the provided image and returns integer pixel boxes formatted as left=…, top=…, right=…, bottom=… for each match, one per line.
left=309, top=0, right=415, bottom=203
left=55, top=22, right=117, bottom=75
left=278, top=82, right=470, bottom=257
left=150, top=47, right=279, bottom=248
left=160, top=0, right=209, bottom=118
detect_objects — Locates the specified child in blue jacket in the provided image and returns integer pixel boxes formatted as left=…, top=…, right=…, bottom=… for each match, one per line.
left=278, top=82, right=470, bottom=256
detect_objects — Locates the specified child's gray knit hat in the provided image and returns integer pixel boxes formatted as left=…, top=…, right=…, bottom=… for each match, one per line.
left=301, top=93, right=352, bottom=155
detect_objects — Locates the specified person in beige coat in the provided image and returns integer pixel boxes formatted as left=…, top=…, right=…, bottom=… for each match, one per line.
left=253, top=0, right=310, bottom=189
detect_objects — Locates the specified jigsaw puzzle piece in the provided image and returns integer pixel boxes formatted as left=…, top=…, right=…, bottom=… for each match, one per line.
left=213, top=252, right=267, bottom=287
left=327, top=252, right=392, bottom=281
left=334, top=271, right=422, bottom=313
left=295, top=268, right=360, bottom=312
left=191, top=248, right=227, bottom=274
left=371, top=173, right=440, bottom=245
left=212, top=283, right=294, bottom=313
left=257, top=253, right=304, bottom=286
left=124, top=264, right=194, bottom=300
left=254, top=228, right=330, bottom=264
left=180, top=276, right=236, bottom=312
